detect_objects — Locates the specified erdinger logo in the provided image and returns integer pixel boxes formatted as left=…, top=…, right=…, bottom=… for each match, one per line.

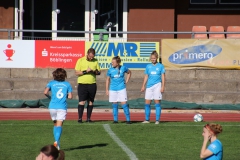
left=169, top=45, right=222, bottom=64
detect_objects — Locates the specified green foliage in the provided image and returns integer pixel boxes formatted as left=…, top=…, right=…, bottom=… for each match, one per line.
left=0, top=121, right=239, bottom=160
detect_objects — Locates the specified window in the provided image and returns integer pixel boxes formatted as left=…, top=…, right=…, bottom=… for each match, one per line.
left=57, top=0, right=85, bottom=37
left=220, top=0, right=240, bottom=4
left=95, top=0, right=123, bottom=38
left=190, top=0, right=216, bottom=4
left=189, top=0, right=240, bottom=10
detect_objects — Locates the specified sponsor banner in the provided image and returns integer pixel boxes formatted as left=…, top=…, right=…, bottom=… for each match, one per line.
left=35, top=41, right=85, bottom=68
left=162, top=39, right=240, bottom=69
left=86, top=42, right=159, bottom=69
left=0, top=40, right=35, bottom=68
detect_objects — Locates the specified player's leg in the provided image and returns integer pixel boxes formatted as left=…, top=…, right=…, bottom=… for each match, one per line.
left=142, top=87, right=153, bottom=123
left=121, top=103, right=131, bottom=124
left=153, top=82, right=162, bottom=124
left=77, top=84, right=87, bottom=123
left=142, top=100, right=151, bottom=123
left=154, top=101, right=161, bottom=124
left=53, top=121, right=62, bottom=150
left=112, top=103, right=118, bottom=123
left=53, top=109, right=66, bottom=150
left=109, top=90, right=119, bottom=123
left=49, top=109, right=59, bottom=149
left=86, top=100, right=93, bottom=122
left=86, top=83, right=97, bottom=122
left=119, top=89, right=131, bottom=124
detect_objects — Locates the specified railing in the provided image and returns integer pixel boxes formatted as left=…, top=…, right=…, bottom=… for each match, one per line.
left=0, top=29, right=240, bottom=40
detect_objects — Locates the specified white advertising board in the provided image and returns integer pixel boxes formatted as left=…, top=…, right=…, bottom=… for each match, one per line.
left=0, top=40, right=35, bottom=68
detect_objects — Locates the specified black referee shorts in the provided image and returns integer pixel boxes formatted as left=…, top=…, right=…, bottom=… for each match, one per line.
left=78, top=83, right=97, bottom=102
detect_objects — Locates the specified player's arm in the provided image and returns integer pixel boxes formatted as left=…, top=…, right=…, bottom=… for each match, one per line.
left=106, top=76, right=110, bottom=95
left=86, top=69, right=101, bottom=75
left=93, top=64, right=101, bottom=75
left=200, top=135, right=213, bottom=159
left=67, top=92, right=73, bottom=99
left=75, top=70, right=88, bottom=76
left=75, top=59, right=86, bottom=76
left=91, top=69, right=101, bottom=75
left=200, top=148, right=213, bottom=159
left=44, top=87, right=51, bottom=99
left=125, top=70, right=131, bottom=84
left=141, top=74, right=148, bottom=92
left=94, top=62, right=101, bottom=75
left=161, top=73, right=165, bottom=92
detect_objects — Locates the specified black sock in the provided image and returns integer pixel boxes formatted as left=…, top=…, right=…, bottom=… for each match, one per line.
left=78, top=105, right=84, bottom=120
left=87, top=105, right=93, bottom=120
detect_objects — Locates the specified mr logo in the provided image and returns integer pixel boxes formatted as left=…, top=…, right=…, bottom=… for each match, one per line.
left=91, top=42, right=138, bottom=57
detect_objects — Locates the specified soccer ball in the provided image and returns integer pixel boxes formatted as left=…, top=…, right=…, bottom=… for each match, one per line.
left=193, top=114, right=203, bottom=122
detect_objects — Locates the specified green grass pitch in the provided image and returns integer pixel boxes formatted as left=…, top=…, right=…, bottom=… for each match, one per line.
left=0, top=121, right=239, bottom=160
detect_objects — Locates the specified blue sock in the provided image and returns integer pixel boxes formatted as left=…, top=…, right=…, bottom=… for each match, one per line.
left=122, top=104, right=130, bottom=121
left=145, top=104, right=151, bottom=121
left=155, top=103, right=161, bottom=121
left=53, top=126, right=57, bottom=141
left=55, top=126, right=62, bottom=147
left=112, top=103, right=118, bottom=121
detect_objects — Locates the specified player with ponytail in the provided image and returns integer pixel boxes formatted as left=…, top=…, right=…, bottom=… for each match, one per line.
left=36, top=144, right=65, bottom=160
left=200, top=123, right=223, bottom=160
left=106, top=56, right=132, bottom=124
left=141, top=51, right=165, bottom=124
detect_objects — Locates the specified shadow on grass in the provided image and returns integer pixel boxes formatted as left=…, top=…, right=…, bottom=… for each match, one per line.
left=64, top=143, right=108, bottom=151
left=119, top=121, right=174, bottom=124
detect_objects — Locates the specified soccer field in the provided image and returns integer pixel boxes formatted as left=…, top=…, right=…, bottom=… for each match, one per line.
left=0, top=121, right=239, bottom=160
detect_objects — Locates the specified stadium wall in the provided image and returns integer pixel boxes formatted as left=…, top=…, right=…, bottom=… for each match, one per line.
left=1, top=68, right=240, bottom=105
left=128, top=0, right=175, bottom=39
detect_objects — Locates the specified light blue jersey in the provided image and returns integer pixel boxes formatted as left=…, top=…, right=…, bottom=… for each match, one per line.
left=46, top=80, right=72, bottom=110
left=144, top=63, right=165, bottom=88
left=205, top=139, right=223, bottom=160
left=107, top=65, right=129, bottom=91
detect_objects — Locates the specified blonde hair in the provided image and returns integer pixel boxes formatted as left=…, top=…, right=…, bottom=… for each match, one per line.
left=205, top=123, right=223, bottom=135
left=112, top=56, right=121, bottom=64
left=149, top=51, right=158, bottom=62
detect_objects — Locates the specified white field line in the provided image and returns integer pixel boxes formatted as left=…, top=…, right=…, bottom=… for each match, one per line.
left=103, top=124, right=138, bottom=160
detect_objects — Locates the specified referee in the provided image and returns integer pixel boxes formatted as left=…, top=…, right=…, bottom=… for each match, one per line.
left=75, top=48, right=101, bottom=123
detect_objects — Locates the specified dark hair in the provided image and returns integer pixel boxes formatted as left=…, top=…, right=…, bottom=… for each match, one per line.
left=52, top=68, right=67, bottom=81
left=87, top=48, right=96, bottom=55
left=40, top=145, right=65, bottom=160
left=112, top=56, right=121, bottom=64
left=204, top=123, right=223, bottom=135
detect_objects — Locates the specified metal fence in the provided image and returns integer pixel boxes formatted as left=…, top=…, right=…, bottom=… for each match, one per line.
left=1, top=29, right=240, bottom=41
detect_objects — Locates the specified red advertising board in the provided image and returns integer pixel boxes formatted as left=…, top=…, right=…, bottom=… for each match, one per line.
left=35, top=41, right=85, bottom=68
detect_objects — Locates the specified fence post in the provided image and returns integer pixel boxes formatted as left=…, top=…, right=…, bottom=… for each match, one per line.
left=8, top=30, right=11, bottom=39
left=191, top=32, right=194, bottom=39
left=99, top=32, right=103, bottom=41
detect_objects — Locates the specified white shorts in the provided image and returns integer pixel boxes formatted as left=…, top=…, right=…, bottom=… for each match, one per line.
left=109, top=88, right=128, bottom=102
left=49, top=109, right=67, bottom=121
left=145, top=82, right=162, bottom=100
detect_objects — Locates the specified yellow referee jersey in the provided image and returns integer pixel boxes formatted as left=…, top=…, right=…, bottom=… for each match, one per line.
left=75, top=56, right=100, bottom=84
